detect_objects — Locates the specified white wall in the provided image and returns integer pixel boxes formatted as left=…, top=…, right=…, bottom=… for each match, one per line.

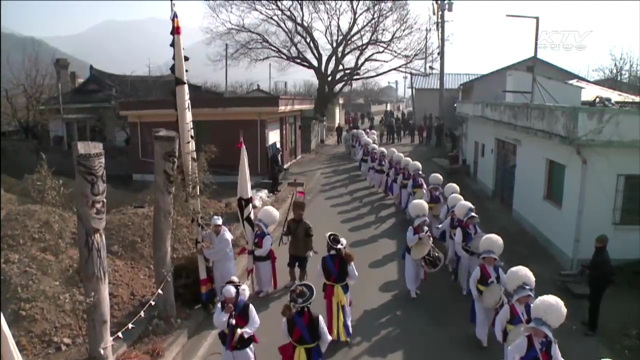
left=505, top=70, right=582, bottom=106
left=465, top=116, right=640, bottom=262
left=267, top=121, right=280, bottom=147
left=581, top=147, right=640, bottom=260
left=48, top=118, right=66, bottom=146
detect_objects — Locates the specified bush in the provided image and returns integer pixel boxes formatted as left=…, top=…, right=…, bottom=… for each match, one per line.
left=25, top=153, right=70, bottom=210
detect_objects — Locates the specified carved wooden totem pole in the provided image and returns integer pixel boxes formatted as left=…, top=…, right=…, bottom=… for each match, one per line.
left=152, top=129, right=178, bottom=319
left=72, top=142, right=112, bottom=360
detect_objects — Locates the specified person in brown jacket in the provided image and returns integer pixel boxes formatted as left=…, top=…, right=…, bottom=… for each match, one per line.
left=283, top=200, right=315, bottom=287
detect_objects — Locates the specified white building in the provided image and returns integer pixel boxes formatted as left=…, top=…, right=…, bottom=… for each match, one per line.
left=457, top=60, right=640, bottom=267
left=411, top=73, right=481, bottom=124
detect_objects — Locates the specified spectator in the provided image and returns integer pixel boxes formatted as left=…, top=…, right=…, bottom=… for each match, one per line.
left=386, top=118, right=396, bottom=144
left=378, top=118, right=386, bottom=144
left=582, top=234, right=615, bottom=336
left=408, top=121, right=416, bottom=144
left=426, top=117, right=434, bottom=146
left=269, top=148, right=283, bottom=194
left=395, top=116, right=402, bottom=143
left=335, top=123, right=344, bottom=145
left=417, top=122, right=425, bottom=144
left=435, top=118, right=444, bottom=148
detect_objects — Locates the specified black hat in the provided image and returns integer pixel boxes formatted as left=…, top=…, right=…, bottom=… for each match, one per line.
left=289, top=282, right=316, bottom=307
left=326, top=232, right=347, bottom=249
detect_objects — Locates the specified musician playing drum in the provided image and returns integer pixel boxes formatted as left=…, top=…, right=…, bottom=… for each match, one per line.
left=495, top=266, right=536, bottom=360
left=404, top=199, right=431, bottom=299
left=425, top=173, right=445, bottom=233
left=469, top=234, right=506, bottom=348
left=367, top=145, right=379, bottom=187
left=396, top=157, right=412, bottom=209
left=388, top=153, right=404, bottom=198
left=213, top=279, right=261, bottom=360
left=406, top=161, right=427, bottom=218
left=383, top=148, right=398, bottom=196
left=436, top=194, right=464, bottom=274
left=453, top=201, right=484, bottom=295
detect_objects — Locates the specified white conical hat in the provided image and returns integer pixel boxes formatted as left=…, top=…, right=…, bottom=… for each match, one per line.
left=443, top=183, right=460, bottom=197
left=370, top=144, right=378, bottom=151
left=378, top=148, right=387, bottom=155
left=362, top=138, right=372, bottom=146
left=428, top=173, right=443, bottom=185
left=408, top=161, right=422, bottom=174
left=479, top=233, right=504, bottom=259
left=369, top=135, right=378, bottom=143
left=525, top=295, right=567, bottom=340
left=400, top=157, right=412, bottom=168
left=454, top=200, right=478, bottom=222
left=408, top=199, right=430, bottom=227
left=387, top=148, right=398, bottom=158
left=447, top=193, right=464, bottom=208
left=256, top=206, right=280, bottom=230
left=369, top=130, right=377, bottom=136
left=392, top=153, right=404, bottom=162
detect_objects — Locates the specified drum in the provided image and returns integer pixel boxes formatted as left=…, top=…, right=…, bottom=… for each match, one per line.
left=414, top=188, right=426, bottom=200
left=481, top=283, right=504, bottom=309
left=410, top=235, right=445, bottom=272
left=505, top=324, right=527, bottom=347
left=428, top=203, right=443, bottom=217
left=463, top=233, right=483, bottom=255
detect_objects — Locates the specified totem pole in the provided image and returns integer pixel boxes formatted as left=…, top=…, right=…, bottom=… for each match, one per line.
left=72, top=142, right=112, bottom=360
left=152, top=129, right=178, bottom=319
left=170, top=3, right=212, bottom=303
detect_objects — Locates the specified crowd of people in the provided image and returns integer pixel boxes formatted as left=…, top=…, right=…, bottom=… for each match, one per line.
left=194, top=124, right=614, bottom=360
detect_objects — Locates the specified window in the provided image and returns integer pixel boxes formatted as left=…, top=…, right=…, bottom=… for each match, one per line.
left=545, top=159, right=566, bottom=207
left=139, top=122, right=154, bottom=161
left=613, top=175, right=640, bottom=225
left=481, top=143, right=485, bottom=158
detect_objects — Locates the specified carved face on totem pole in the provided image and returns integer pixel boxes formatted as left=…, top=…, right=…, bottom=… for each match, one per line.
left=162, top=147, right=178, bottom=195
left=76, top=150, right=107, bottom=230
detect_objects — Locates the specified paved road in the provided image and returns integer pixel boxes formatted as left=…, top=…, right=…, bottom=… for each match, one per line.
left=184, top=141, right=616, bottom=360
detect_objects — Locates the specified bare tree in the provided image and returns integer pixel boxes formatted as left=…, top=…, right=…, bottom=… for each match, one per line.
left=204, top=0, right=437, bottom=117
left=1, top=44, right=56, bottom=140
left=593, top=49, right=640, bottom=94
left=343, top=80, right=383, bottom=104
left=288, top=80, right=318, bottom=97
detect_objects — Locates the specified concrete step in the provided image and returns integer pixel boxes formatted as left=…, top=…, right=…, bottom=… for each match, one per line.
left=172, top=316, right=218, bottom=360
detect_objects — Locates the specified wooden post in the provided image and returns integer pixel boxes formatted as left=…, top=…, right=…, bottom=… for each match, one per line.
left=152, top=129, right=178, bottom=319
left=72, top=142, right=112, bottom=360
left=1, top=313, right=23, bottom=360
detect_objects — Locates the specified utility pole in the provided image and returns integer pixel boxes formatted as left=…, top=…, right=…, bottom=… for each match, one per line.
left=438, top=0, right=447, bottom=123
left=425, top=27, right=429, bottom=75
left=225, top=43, right=228, bottom=93
left=147, top=58, right=152, bottom=76
left=403, top=74, right=408, bottom=98
left=395, top=80, right=399, bottom=101
left=269, top=63, right=272, bottom=93
left=506, top=15, right=540, bottom=104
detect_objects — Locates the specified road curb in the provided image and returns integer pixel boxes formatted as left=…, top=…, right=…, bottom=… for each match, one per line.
left=157, top=309, right=205, bottom=360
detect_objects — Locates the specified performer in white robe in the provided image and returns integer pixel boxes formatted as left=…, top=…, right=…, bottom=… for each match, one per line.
left=367, top=145, right=379, bottom=186
left=358, top=138, right=372, bottom=175
left=279, top=282, right=332, bottom=359
left=495, top=266, right=536, bottom=360
left=369, top=133, right=378, bottom=145
left=383, top=148, right=397, bottom=195
left=388, top=153, right=404, bottom=198
left=453, top=201, right=484, bottom=294
left=406, top=161, right=427, bottom=218
left=507, top=295, right=567, bottom=360
left=374, top=148, right=388, bottom=191
left=353, top=130, right=365, bottom=160
left=396, top=157, right=412, bottom=209
left=200, top=215, right=237, bottom=300
left=343, top=130, right=351, bottom=154
left=436, top=194, right=465, bottom=272
left=404, top=200, right=431, bottom=298
left=251, top=206, right=280, bottom=297
left=425, top=173, right=445, bottom=234
left=439, top=183, right=461, bottom=224
left=213, top=281, right=261, bottom=360
left=470, top=234, right=507, bottom=348
left=318, top=233, right=358, bottom=342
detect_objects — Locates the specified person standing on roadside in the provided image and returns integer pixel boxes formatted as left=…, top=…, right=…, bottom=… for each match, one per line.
left=283, top=200, right=315, bottom=287
left=336, top=123, right=344, bottom=145
left=582, top=234, right=615, bottom=336
left=269, top=148, right=283, bottom=194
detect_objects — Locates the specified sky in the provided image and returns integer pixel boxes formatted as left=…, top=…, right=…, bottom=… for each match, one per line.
left=1, top=1, right=639, bottom=87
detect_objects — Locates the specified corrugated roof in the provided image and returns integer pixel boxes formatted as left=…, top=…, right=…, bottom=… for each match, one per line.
left=567, top=79, right=640, bottom=103
left=412, top=73, right=482, bottom=90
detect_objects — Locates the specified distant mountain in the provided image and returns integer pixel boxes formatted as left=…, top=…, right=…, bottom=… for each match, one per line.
left=1, top=31, right=90, bottom=88
left=169, top=38, right=316, bottom=86
left=1, top=26, right=16, bottom=34
left=42, top=18, right=203, bottom=76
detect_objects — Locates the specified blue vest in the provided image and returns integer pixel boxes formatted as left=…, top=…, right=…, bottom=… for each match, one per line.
left=522, top=334, right=553, bottom=360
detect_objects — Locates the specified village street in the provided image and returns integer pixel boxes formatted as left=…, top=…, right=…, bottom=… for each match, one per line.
left=181, top=139, right=617, bottom=360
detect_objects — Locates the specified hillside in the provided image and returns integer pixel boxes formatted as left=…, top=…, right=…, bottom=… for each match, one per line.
left=0, top=31, right=90, bottom=88
left=42, top=18, right=203, bottom=76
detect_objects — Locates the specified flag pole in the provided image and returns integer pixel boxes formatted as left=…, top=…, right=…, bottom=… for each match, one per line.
left=236, top=131, right=256, bottom=293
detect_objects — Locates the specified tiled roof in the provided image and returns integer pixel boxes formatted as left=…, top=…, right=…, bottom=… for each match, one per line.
left=412, top=73, right=482, bottom=90
left=44, top=65, right=222, bottom=106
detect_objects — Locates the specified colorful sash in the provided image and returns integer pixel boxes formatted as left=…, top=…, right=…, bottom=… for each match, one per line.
left=323, top=256, right=351, bottom=341
left=523, top=334, right=553, bottom=360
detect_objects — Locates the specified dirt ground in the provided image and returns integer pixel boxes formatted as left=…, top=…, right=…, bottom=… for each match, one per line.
left=0, top=173, right=289, bottom=360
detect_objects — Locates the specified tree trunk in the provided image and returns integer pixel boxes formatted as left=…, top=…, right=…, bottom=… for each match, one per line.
left=152, top=129, right=178, bottom=320
left=314, top=86, right=336, bottom=119
left=72, top=142, right=112, bottom=360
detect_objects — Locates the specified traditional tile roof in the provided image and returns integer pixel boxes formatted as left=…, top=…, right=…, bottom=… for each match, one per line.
left=412, top=73, right=482, bottom=90
left=44, top=65, right=222, bottom=106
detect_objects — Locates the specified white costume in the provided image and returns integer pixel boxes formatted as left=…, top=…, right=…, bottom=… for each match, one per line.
left=374, top=148, right=388, bottom=191
left=317, top=233, right=358, bottom=341
left=425, top=173, right=445, bottom=234
left=396, top=157, right=412, bottom=207
left=367, top=145, right=379, bottom=186
left=359, top=138, right=372, bottom=175
left=202, top=216, right=237, bottom=299
left=469, top=234, right=506, bottom=347
left=405, top=161, right=426, bottom=219
left=453, top=201, right=483, bottom=294
left=404, top=200, right=431, bottom=298
left=213, top=283, right=260, bottom=360
left=436, top=194, right=464, bottom=271
left=507, top=295, right=567, bottom=360
left=389, top=153, right=404, bottom=197
left=496, top=266, right=536, bottom=360
left=252, top=206, right=280, bottom=296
